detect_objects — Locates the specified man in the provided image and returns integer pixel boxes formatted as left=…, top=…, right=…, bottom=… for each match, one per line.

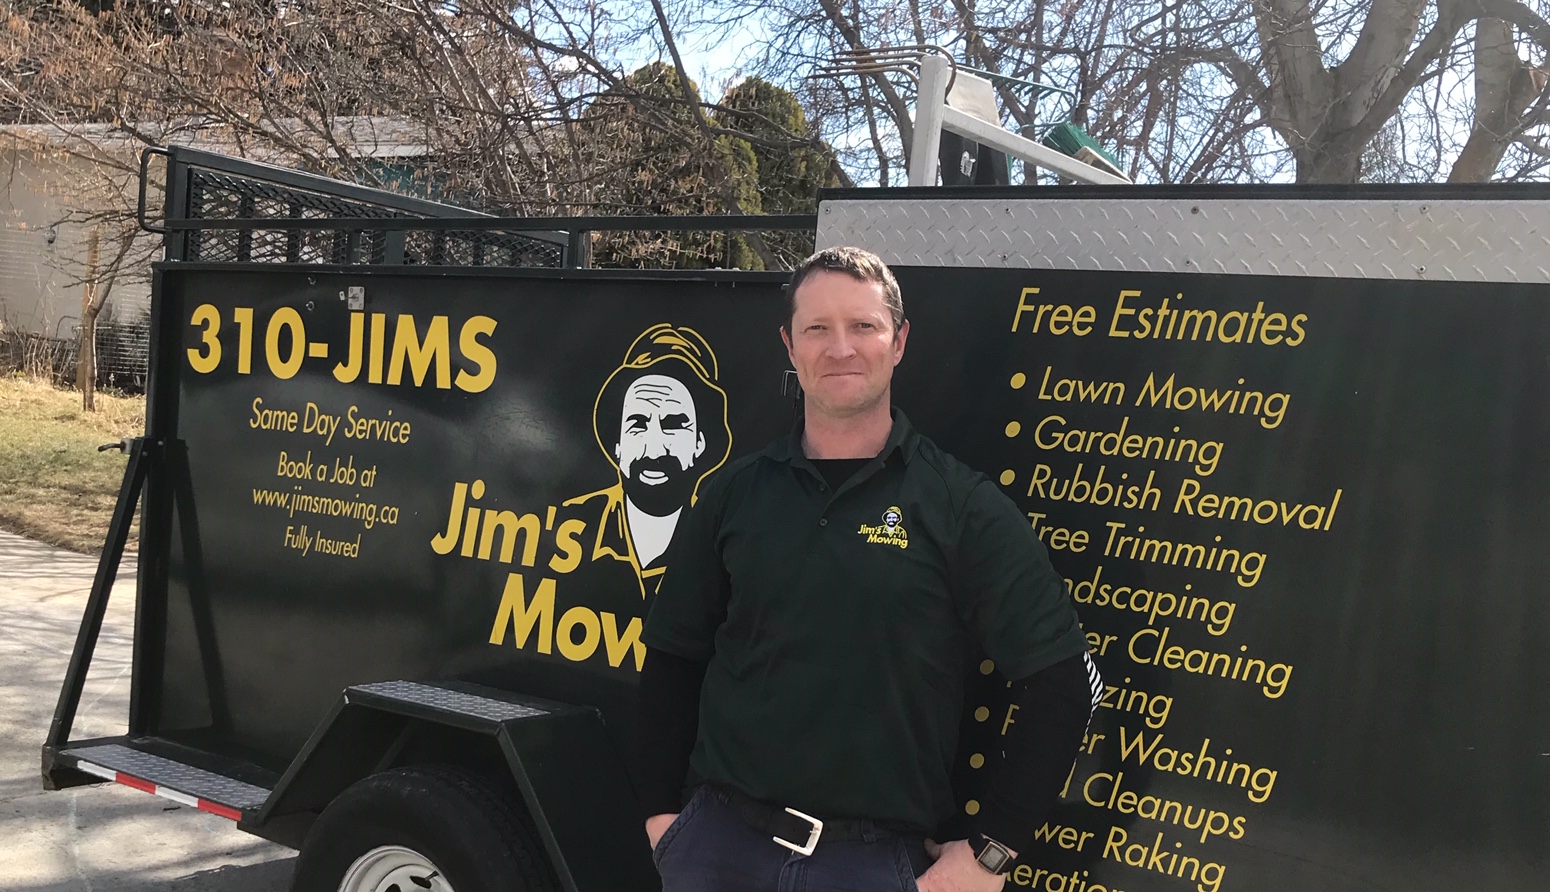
left=564, top=323, right=732, bottom=599
left=637, top=248, right=1102, bottom=891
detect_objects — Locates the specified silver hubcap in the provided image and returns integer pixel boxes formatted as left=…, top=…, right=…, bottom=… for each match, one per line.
left=338, top=845, right=454, bottom=892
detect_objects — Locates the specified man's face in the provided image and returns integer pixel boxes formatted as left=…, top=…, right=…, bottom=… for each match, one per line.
left=782, top=270, right=909, bottom=420
left=615, top=373, right=706, bottom=516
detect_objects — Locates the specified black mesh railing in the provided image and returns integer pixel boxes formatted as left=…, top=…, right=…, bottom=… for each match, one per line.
left=403, top=227, right=577, bottom=268
left=147, top=147, right=814, bottom=273
left=177, top=165, right=567, bottom=268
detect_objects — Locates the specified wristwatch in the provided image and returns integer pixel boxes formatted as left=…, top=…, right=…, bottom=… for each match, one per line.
left=968, top=831, right=1015, bottom=874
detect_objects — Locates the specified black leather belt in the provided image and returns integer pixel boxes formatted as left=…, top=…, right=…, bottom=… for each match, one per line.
left=711, top=784, right=920, bottom=855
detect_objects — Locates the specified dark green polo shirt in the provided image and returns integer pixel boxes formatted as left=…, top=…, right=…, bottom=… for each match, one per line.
left=642, top=410, right=1088, bottom=832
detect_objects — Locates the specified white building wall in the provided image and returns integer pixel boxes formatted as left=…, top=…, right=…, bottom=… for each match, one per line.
left=0, top=146, right=153, bottom=379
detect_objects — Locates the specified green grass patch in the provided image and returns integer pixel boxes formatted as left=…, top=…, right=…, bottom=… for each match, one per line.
left=0, top=375, right=145, bottom=553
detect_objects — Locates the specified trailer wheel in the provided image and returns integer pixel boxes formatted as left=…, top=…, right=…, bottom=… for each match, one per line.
left=291, top=764, right=560, bottom=892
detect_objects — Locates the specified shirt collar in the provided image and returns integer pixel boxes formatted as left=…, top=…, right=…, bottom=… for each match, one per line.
left=765, top=407, right=921, bottom=467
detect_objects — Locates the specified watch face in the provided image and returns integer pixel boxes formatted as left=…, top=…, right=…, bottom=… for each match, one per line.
left=977, top=842, right=1013, bottom=873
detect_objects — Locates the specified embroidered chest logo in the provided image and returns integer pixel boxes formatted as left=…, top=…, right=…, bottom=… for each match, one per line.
left=857, top=506, right=909, bottom=550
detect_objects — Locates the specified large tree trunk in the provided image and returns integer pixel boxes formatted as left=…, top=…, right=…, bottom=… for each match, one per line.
left=1291, top=137, right=1367, bottom=183
left=1254, top=0, right=1478, bottom=183
left=1255, top=0, right=1426, bottom=183
left=1449, top=18, right=1549, bottom=181
left=1256, top=0, right=1550, bottom=183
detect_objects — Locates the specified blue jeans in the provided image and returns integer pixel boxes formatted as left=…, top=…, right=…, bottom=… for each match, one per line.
left=653, top=786, right=931, bottom=892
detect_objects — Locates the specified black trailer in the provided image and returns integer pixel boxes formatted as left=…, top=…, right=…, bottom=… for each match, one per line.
left=41, top=148, right=1548, bottom=892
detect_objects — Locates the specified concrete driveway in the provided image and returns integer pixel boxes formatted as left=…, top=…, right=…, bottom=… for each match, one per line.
left=0, top=531, right=295, bottom=890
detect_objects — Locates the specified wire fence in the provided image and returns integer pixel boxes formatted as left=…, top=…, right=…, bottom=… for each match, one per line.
left=0, top=313, right=150, bottom=391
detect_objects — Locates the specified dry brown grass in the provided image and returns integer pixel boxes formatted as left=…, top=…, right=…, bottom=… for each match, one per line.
left=0, top=375, right=145, bottom=552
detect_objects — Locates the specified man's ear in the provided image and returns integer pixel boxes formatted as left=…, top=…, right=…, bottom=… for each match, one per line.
left=694, top=431, right=706, bottom=459
left=780, top=325, right=793, bottom=360
left=892, top=318, right=911, bottom=366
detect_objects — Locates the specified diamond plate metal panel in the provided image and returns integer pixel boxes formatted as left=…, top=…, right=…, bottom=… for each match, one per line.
left=817, top=198, right=1550, bottom=283
left=66, top=744, right=271, bottom=809
left=352, top=680, right=548, bottom=722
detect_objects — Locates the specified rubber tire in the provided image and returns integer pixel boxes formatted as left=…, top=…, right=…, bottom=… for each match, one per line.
left=291, top=764, right=561, bottom=892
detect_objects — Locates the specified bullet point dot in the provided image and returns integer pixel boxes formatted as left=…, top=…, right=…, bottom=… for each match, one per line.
left=1005, top=421, right=1021, bottom=438
left=965, top=799, right=981, bottom=815
left=970, top=753, right=985, bottom=769
left=999, top=469, right=1015, bottom=486
left=979, top=659, right=996, bottom=675
left=1010, top=372, right=1027, bottom=389
left=974, top=706, right=990, bottom=722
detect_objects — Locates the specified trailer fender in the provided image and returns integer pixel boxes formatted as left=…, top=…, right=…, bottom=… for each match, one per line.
left=255, top=680, right=655, bottom=892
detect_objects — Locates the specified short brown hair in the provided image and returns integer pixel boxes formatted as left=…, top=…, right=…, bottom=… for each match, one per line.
left=785, top=246, right=905, bottom=333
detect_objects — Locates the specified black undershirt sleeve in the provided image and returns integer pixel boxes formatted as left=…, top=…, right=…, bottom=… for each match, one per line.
left=635, top=647, right=708, bottom=818
left=973, top=652, right=1103, bottom=851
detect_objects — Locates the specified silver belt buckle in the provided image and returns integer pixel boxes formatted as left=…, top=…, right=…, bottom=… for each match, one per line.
left=772, top=806, right=824, bottom=856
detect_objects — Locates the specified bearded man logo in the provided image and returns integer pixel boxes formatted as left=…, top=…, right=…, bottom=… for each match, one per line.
left=562, top=324, right=731, bottom=597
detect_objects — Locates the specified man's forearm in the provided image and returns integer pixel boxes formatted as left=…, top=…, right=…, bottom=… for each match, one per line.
left=635, top=647, right=708, bottom=816
left=973, top=652, right=1103, bottom=849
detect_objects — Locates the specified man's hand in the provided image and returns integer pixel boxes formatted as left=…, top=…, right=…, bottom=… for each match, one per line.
left=645, top=812, right=679, bottom=850
left=915, top=838, right=1010, bottom=892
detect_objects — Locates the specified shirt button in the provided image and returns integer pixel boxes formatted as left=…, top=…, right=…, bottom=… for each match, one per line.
left=819, top=484, right=828, bottom=492
left=818, top=518, right=828, bottom=527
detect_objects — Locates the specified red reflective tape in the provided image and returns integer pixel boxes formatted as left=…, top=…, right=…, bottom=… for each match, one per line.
left=92, top=765, right=243, bottom=821
left=198, top=800, right=243, bottom=821
left=116, top=773, right=157, bottom=794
